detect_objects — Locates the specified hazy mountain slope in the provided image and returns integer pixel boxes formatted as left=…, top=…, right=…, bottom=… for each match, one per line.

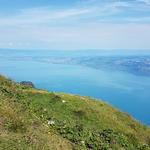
left=0, top=75, right=150, bottom=150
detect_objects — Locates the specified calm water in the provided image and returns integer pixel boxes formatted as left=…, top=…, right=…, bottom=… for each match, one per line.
left=0, top=49, right=150, bottom=126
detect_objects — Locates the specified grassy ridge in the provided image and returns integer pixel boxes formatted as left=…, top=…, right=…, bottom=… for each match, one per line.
left=0, top=75, right=150, bottom=150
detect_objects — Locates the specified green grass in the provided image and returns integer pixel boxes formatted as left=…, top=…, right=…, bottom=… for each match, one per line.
left=0, top=75, right=150, bottom=150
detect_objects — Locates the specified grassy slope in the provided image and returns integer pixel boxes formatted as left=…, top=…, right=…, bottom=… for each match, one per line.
left=0, top=75, right=150, bottom=150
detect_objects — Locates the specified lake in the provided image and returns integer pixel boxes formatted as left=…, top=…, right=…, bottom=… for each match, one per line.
left=0, top=49, right=150, bottom=126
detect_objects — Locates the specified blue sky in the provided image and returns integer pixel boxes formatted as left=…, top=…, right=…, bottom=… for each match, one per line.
left=0, top=0, right=150, bottom=50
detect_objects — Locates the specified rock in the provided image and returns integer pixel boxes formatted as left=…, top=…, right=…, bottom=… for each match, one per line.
left=20, top=81, right=35, bottom=88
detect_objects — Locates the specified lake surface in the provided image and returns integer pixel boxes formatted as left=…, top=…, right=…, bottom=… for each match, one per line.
left=0, top=49, right=150, bottom=126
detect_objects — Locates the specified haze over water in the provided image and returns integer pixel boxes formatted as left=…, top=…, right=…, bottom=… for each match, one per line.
left=0, top=49, right=150, bottom=126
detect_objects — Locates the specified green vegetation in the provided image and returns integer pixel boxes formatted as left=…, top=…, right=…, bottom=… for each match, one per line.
left=0, top=75, right=150, bottom=150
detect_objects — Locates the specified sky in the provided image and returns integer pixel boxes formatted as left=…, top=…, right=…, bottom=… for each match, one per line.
left=0, top=0, right=150, bottom=50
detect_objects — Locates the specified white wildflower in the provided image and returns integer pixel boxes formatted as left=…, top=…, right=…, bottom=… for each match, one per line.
left=48, top=120, right=55, bottom=125
left=62, top=100, right=66, bottom=103
left=44, top=108, right=47, bottom=112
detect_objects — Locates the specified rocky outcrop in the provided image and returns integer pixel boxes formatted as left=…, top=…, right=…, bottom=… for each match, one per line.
left=20, top=81, right=35, bottom=88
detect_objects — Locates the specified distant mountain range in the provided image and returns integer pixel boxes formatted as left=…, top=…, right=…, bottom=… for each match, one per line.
left=72, top=56, right=150, bottom=76
left=3, top=55, right=150, bottom=76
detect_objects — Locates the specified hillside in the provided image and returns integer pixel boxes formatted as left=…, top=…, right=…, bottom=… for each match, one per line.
left=0, top=75, right=150, bottom=150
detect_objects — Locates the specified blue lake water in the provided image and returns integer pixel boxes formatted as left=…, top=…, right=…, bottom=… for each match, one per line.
left=0, top=49, right=150, bottom=126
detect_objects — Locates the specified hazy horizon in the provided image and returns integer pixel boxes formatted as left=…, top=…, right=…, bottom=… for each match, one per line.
left=0, top=0, right=150, bottom=50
